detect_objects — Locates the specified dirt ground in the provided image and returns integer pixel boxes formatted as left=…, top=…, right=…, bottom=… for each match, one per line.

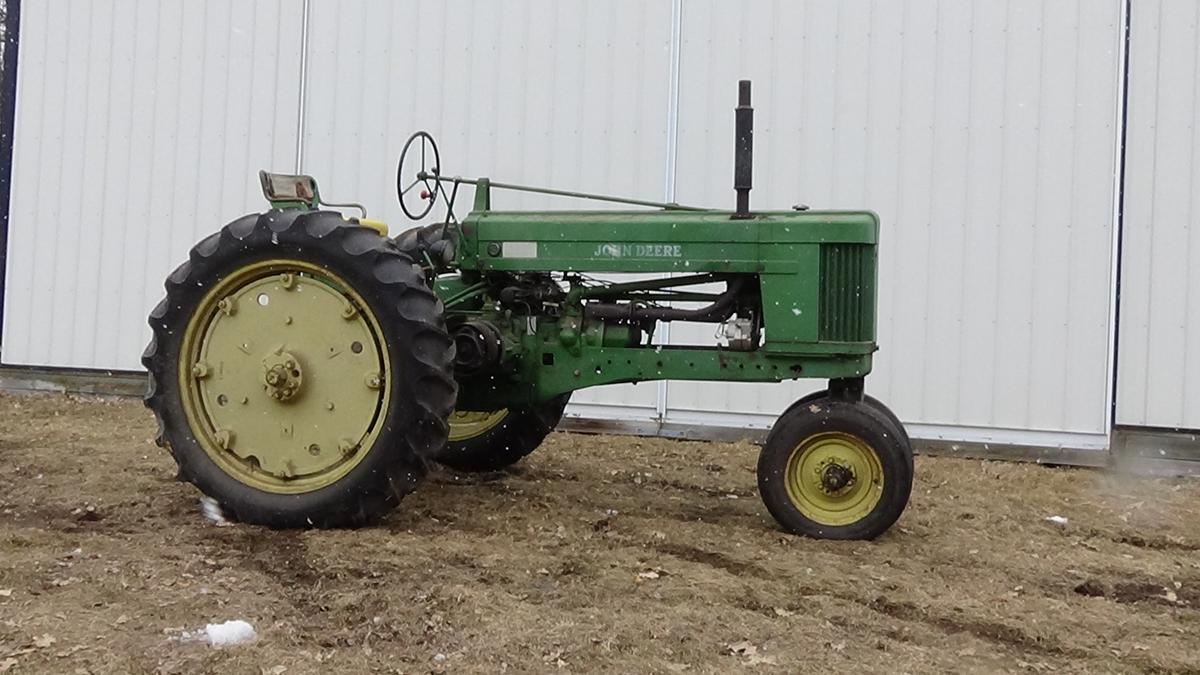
left=0, top=393, right=1199, bottom=674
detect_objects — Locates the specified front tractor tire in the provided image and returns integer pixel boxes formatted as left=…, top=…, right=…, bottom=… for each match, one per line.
left=143, top=210, right=456, bottom=528
left=757, top=399, right=914, bottom=540
left=435, top=395, right=571, bottom=472
left=792, top=389, right=910, bottom=445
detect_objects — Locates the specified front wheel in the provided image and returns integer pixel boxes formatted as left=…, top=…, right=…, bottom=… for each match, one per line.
left=757, top=399, right=913, bottom=539
left=791, top=389, right=909, bottom=445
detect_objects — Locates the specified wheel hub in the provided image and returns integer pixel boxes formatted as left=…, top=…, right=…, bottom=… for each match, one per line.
left=819, top=461, right=855, bottom=493
left=263, top=350, right=304, bottom=401
left=784, top=431, right=884, bottom=527
left=181, top=263, right=390, bottom=492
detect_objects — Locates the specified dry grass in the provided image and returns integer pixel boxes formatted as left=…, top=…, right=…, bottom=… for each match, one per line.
left=0, top=393, right=1198, bottom=674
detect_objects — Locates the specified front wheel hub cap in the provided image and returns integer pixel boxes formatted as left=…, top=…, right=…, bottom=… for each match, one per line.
left=820, top=462, right=855, bottom=493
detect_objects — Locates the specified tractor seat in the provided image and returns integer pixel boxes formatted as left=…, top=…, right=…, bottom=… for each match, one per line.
left=393, top=222, right=456, bottom=268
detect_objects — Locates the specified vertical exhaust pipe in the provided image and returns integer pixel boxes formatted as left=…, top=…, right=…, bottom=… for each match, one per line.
left=733, top=80, right=753, bottom=219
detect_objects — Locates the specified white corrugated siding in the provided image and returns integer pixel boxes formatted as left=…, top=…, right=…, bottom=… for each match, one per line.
left=2, top=0, right=304, bottom=370
left=667, top=0, right=1121, bottom=439
left=299, top=0, right=674, bottom=414
left=1117, top=0, right=1200, bottom=429
left=2, top=0, right=1140, bottom=445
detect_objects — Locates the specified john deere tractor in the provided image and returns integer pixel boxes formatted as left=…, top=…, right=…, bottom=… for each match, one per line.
left=143, top=82, right=914, bottom=539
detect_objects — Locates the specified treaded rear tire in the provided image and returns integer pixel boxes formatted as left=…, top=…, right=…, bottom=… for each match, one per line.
left=435, top=395, right=571, bottom=472
left=142, top=209, right=456, bottom=528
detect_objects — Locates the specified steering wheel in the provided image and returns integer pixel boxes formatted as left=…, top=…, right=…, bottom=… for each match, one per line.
left=396, top=131, right=441, bottom=220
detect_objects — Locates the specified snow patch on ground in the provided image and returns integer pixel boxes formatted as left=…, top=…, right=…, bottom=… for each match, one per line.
left=199, top=497, right=231, bottom=526
left=176, top=619, right=257, bottom=647
left=204, top=620, right=256, bottom=646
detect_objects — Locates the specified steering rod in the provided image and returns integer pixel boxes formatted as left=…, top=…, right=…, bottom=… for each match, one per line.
left=416, top=172, right=707, bottom=212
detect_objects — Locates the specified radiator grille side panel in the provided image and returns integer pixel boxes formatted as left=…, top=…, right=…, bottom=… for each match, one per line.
left=819, top=244, right=876, bottom=343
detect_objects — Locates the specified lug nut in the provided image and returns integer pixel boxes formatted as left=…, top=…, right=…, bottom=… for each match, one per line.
left=214, top=429, right=235, bottom=450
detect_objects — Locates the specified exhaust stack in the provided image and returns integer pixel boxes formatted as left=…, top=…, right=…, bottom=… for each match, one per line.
left=733, top=80, right=754, bottom=219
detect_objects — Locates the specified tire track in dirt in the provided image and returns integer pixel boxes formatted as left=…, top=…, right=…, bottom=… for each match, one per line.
left=1113, top=533, right=1200, bottom=552
left=653, top=542, right=772, bottom=579
left=1073, top=575, right=1200, bottom=608
left=864, top=596, right=1086, bottom=658
left=427, top=466, right=765, bottom=534
left=649, top=538, right=1088, bottom=661
left=223, top=529, right=325, bottom=617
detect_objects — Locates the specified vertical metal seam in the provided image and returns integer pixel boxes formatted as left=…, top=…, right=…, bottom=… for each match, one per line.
left=1140, top=0, right=1164, bottom=421
left=1022, top=0, right=1049, bottom=427
left=89, top=2, right=122, bottom=367
left=987, top=0, right=1013, bottom=427
left=18, top=0, right=45, bottom=362
left=162, top=5, right=186, bottom=318
left=656, top=0, right=683, bottom=423
left=125, top=1, right=159, bottom=357
left=63, top=5, right=96, bottom=365
left=1059, top=0, right=1085, bottom=430
left=887, top=1, right=908, bottom=413
left=830, top=1, right=843, bottom=203
left=352, top=1, right=369, bottom=199
left=212, top=0, right=234, bottom=233
left=293, top=0, right=311, bottom=174
left=1106, top=0, right=1132, bottom=431
left=487, top=3, right=506, bottom=194
left=918, top=0, right=941, bottom=421
left=664, top=0, right=682, bottom=206
left=954, top=0, right=978, bottom=423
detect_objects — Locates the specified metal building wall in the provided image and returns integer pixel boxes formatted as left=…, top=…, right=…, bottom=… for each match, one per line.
left=1, top=0, right=1134, bottom=449
left=666, top=0, right=1123, bottom=449
left=2, top=0, right=305, bottom=370
left=298, top=0, right=675, bottom=417
left=1117, top=0, right=1200, bottom=429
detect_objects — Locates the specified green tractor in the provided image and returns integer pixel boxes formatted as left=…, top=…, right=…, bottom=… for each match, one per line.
left=143, top=82, right=913, bottom=539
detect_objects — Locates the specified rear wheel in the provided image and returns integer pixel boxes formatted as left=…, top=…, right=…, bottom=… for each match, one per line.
left=435, top=395, right=571, bottom=472
left=143, top=210, right=456, bottom=527
left=757, top=399, right=913, bottom=539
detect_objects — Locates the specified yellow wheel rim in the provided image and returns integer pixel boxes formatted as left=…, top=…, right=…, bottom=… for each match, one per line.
left=784, top=431, right=884, bottom=526
left=447, top=409, right=509, bottom=442
left=178, top=260, right=390, bottom=494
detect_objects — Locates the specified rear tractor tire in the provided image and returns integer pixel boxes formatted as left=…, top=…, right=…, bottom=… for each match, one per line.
left=757, top=398, right=914, bottom=540
left=435, top=395, right=571, bottom=472
left=142, top=210, right=457, bottom=528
